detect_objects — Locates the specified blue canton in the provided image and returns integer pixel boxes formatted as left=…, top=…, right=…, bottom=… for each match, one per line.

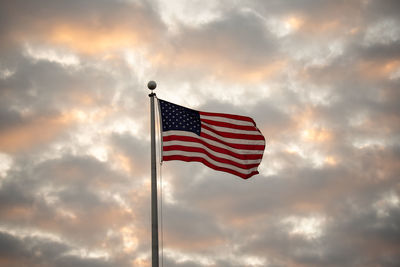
left=159, top=99, right=201, bottom=136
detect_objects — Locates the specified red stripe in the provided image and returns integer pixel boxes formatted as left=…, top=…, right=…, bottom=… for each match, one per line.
left=200, top=132, right=266, bottom=150
left=201, top=118, right=257, bottom=131
left=201, top=124, right=265, bottom=140
left=163, top=145, right=261, bottom=169
left=163, top=136, right=263, bottom=160
left=163, top=135, right=265, bottom=156
left=200, top=111, right=255, bottom=123
left=163, top=155, right=259, bottom=179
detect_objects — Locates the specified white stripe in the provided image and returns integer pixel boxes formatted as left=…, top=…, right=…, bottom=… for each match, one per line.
left=201, top=121, right=261, bottom=135
left=200, top=114, right=255, bottom=127
left=163, top=140, right=262, bottom=165
left=163, top=150, right=259, bottom=175
left=201, top=128, right=265, bottom=145
left=163, top=131, right=265, bottom=155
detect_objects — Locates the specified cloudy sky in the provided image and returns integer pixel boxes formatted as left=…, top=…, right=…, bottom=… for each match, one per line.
left=1, top=0, right=400, bottom=266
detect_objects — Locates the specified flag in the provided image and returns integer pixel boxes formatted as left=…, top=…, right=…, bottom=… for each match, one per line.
left=158, top=99, right=265, bottom=179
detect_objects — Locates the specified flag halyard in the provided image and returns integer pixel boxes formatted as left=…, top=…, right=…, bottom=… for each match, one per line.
left=159, top=99, right=266, bottom=179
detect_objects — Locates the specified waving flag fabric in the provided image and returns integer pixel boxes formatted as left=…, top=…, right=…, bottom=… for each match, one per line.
left=158, top=99, right=265, bottom=179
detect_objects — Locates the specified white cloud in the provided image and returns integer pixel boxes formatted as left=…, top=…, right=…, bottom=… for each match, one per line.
left=164, top=248, right=215, bottom=266
left=0, top=152, right=13, bottom=179
left=282, top=214, right=327, bottom=240
left=264, top=15, right=304, bottom=37
left=364, top=18, right=400, bottom=45
left=157, top=0, right=223, bottom=32
left=23, top=43, right=80, bottom=66
left=373, top=191, right=400, bottom=218
left=0, top=67, right=15, bottom=79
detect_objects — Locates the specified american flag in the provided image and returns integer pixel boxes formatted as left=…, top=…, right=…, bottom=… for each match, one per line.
left=158, top=99, right=265, bottom=179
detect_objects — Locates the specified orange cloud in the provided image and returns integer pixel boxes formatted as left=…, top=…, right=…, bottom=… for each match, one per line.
left=68, top=91, right=96, bottom=106
left=0, top=206, right=33, bottom=221
left=234, top=60, right=287, bottom=82
left=302, top=128, right=333, bottom=143
left=165, top=231, right=224, bottom=252
left=2, top=0, right=165, bottom=57
left=285, top=16, right=305, bottom=31
left=114, top=153, right=134, bottom=174
left=358, top=59, right=400, bottom=80
left=291, top=107, right=334, bottom=144
left=302, top=19, right=342, bottom=34
left=131, top=258, right=150, bottom=267
left=293, top=1, right=363, bottom=36
left=0, top=112, right=76, bottom=153
left=49, top=24, right=144, bottom=54
left=150, top=45, right=287, bottom=83
left=324, top=156, right=338, bottom=166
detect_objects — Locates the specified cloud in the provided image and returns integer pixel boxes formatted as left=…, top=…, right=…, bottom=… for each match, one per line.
left=149, top=8, right=286, bottom=84
left=0, top=230, right=121, bottom=267
left=1, top=0, right=400, bottom=266
left=0, top=112, right=76, bottom=154
left=0, top=0, right=164, bottom=53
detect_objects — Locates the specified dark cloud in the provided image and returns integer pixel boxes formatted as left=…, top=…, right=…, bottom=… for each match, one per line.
left=110, top=132, right=150, bottom=176
left=0, top=154, right=143, bottom=265
left=0, top=232, right=30, bottom=260
left=356, top=40, right=400, bottom=61
left=162, top=204, right=224, bottom=252
left=55, top=256, right=113, bottom=267
left=364, top=0, right=400, bottom=20
left=0, top=106, right=24, bottom=131
left=177, top=9, right=278, bottom=65
left=1, top=55, right=115, bottom=111
left=163, top=257, right=204, bottom=267
left=239, top=192, right=400, bottom=266
left=0, top=231, right=124, bottom=267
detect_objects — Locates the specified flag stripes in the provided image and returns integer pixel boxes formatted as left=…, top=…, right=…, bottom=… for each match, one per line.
left=162, top=155, right=260, bottom=179
left=163, top=142, right=262, bottom=165
left=201, top=123, right=265, bottom=141
left=159, top=99, right=265, bottom=179
left=162, top=132, right=263, bottom=158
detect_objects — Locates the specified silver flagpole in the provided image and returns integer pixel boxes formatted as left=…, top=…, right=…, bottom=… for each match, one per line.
left=148, top=80, right=159, bottom=267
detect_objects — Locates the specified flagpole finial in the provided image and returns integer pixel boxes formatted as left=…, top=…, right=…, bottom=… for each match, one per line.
left=148, top=80, right=157, bottom=90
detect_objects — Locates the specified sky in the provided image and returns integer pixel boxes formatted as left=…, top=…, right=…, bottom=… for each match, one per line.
left=0, top=0, right=400, bottom=266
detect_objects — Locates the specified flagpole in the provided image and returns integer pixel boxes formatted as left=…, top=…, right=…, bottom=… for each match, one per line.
left=148, top=80, right=159, bottom=267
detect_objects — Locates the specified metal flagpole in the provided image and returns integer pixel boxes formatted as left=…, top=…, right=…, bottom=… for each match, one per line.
left=148, top=80, right=159, bottom=267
